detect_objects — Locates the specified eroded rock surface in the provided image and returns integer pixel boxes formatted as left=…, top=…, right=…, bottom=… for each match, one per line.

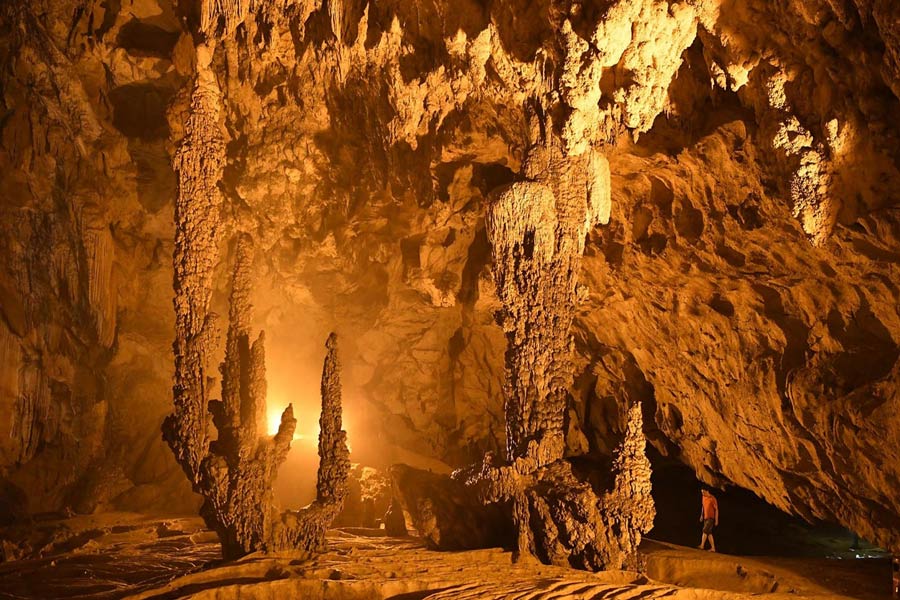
left=392, top=463, right=512, bottom=550
left=1, top=0, right=899, bottom=555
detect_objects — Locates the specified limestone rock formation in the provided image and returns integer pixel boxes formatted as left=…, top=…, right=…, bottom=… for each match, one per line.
left=391, top=463, right=513, bottom=550
left=484, top=113, right=611, bottom=463
left=393, top=101, right=653, bottom=569
left=446, top=103, right=653, bottom=568
left=2, top=0, right=900, bottom=561
left=164, top=229, right=350, bottom=558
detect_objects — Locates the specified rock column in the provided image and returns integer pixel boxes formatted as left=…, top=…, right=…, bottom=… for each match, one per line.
left=485, top=113, right=611, bottom=465
left=163, top=1, right=350, bottom=559
left=163, top=45, right=225, bottom=483
left=461, top=109, right=654, bottom=569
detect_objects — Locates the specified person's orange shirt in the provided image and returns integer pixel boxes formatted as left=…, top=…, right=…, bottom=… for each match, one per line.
left=702, top=494, right=718, bottom=520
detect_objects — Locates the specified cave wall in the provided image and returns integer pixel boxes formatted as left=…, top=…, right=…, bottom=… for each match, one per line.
left=0, top=0, right=192, bottom=515
left=1, top=0, right=899, bottom=550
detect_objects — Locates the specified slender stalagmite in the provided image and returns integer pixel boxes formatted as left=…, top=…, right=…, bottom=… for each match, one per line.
left=271, top=333, right=351, bottom=553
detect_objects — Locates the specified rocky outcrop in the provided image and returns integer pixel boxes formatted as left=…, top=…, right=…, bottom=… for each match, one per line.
left=391, top=463, right=512, bottom=550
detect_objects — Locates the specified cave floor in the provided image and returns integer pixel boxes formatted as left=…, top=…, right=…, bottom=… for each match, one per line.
left=0, top=513, right=892, bottom=600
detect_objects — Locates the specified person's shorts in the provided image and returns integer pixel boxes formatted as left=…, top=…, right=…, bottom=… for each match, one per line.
left=703, top=518, right=716, bottom=534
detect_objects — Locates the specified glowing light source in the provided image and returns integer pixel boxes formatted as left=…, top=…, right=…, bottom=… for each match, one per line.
left=267, top=404, right=319, bottom=442
left=267, top=409, right=285, bottom=437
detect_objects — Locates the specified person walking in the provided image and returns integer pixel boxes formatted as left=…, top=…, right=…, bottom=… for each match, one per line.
left=699, top=488, right=719, bottom=552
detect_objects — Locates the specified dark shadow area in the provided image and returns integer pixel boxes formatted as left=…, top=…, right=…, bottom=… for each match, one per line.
left=648, top=448, right=882, bottom=558
left=108, top=83, right=174, bottom=140
left=116, top=20, right=179, bottom=57
left=126, top=138, right=176, bottom=214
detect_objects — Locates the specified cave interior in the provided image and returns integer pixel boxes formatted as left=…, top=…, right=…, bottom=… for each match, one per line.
left=1, top=0, right=899, bottom=598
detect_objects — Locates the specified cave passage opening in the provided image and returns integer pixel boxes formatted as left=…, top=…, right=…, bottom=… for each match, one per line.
left=646, top=448, right=888, bottom=560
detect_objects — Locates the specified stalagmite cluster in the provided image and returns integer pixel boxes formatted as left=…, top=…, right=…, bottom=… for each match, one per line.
left=189, top=238, right=297, bottom=557
left=163, top=234, right=350, bottom=559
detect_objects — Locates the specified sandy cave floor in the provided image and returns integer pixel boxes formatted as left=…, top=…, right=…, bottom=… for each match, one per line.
left=0, top=514, right=892, bottom=600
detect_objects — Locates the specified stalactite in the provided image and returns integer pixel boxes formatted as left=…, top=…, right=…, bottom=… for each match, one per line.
left=12, top=365, right=52, bottom=465
left=0, top=323, right=22, bottom=464
left=483, top=108, right=609, bottom=465
left=201, top=0, right=252, bottom=38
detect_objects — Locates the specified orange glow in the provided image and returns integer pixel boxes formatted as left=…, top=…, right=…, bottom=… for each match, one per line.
left=266, top=402, right=353, bottom=455
left=267, top=403, right=319, bottom=442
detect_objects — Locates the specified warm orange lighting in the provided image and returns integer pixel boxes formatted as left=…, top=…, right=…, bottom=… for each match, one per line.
left=267, top=404, right=320, bottom=442
left=267, top=409, right=283, bottom=437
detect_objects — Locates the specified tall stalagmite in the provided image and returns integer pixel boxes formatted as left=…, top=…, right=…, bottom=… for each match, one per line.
left=164, top=234, right=351, bottom=559
left=162, top=43, right=224, bottom=485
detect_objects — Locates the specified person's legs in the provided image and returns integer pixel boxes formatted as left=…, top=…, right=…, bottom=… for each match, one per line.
left=699, top=533, right=707, bottom=549
left=708, top=534, right=716, bottom=552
